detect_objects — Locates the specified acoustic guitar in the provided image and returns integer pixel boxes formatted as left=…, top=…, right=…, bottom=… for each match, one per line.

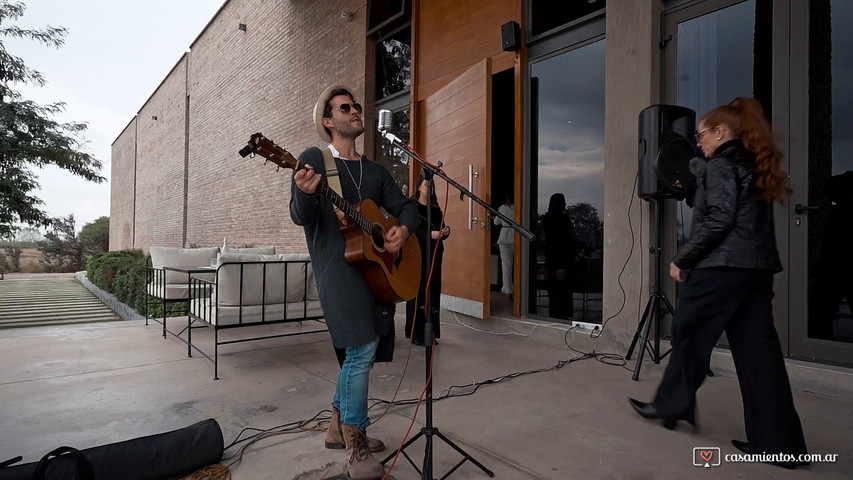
left=239, top=133, right=421, bottom=304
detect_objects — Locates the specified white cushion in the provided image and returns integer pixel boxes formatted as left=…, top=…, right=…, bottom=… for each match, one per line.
left=216, top=253, right=306, bottom=306
left=147, top=282, right=191, bottom=300
left=305, top=263, right=318, bottom=301
left=149, top=246, right=220, bottom=284
left=281, top=253, right=317, bottom=300
left=190, top=299, right=324, bottom=326
left=222, top=245, right=276, bottom=255
left=279, top=253, right=310, bottom=262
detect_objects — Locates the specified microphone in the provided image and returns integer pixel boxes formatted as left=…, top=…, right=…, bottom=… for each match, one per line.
left=377, top=109, right=408, bottom=165
left=378, top=109, right=393, bottom=132
left=688, top=157, right=705, bottom=176
left=377, top=108, right=403, bottom=145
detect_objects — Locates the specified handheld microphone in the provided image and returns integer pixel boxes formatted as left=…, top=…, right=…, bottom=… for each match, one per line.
left=688, top=157, right=704, bottom=176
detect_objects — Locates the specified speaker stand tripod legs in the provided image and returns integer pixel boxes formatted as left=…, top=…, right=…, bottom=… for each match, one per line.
left=625, top=198, right=676, bottom=380
left=627, top=292, right=675, bottom=381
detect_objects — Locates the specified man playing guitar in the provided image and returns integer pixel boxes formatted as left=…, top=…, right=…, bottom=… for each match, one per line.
left=290, top=85, right=418, bottom=479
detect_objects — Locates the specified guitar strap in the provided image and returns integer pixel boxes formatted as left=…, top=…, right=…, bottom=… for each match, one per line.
left=321, top=146, right=349, bottom=225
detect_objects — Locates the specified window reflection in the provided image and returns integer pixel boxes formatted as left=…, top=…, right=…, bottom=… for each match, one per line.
left=807, top=0, right=853, bottom=342
left=530, top=40, right=605, bottom=323
left=375, top=25, right=411, bottom=100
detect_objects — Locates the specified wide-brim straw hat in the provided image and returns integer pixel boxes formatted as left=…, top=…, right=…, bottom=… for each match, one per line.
left=313, top=84, right=355, bottom=143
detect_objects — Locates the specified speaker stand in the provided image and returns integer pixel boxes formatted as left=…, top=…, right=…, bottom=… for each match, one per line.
left=626, top=198, right=674, bottom=380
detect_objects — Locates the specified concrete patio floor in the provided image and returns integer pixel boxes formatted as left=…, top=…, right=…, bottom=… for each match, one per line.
left=1, top=311, right=852, bottom=479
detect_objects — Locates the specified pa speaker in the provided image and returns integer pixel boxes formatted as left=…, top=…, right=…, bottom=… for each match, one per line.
left=501, top=21, right=521, bottom=52
left=638, top=104, right=698, bottom=200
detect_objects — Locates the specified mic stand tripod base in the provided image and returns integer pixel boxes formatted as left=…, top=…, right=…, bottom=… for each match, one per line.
left=380, top=174, right=493, bottom=480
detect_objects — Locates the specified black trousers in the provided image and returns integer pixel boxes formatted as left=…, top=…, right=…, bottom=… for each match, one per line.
left=405, top=254, right=442, bottom=343
left=652, top=268, right=807, bottom=455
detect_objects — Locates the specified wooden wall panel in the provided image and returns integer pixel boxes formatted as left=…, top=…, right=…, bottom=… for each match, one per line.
left=421, top=60, right=491, bottom=313
left=416, top=0, right=519, bottom=100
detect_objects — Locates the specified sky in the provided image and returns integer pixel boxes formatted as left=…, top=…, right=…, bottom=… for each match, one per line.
left=5, top=0, right=225, bottom=232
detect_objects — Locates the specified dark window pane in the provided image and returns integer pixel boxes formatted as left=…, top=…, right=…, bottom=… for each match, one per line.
left=530, top=0, right=606, bottom=37
left=807, top=0, right=853, bottom=342
left=367, top=0, right=410, bottom=35
left=375, top=26, right=412, bottom=100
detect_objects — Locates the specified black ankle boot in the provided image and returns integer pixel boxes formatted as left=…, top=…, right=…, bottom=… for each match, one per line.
left=629, top=398, right=697, bottom=431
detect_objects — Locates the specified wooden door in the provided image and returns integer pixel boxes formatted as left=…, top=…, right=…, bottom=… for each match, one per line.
left=421, top=59, right=492, bottom=318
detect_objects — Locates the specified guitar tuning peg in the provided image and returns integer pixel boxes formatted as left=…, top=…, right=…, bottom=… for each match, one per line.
left=249, top=152, right=255, bottom=158
left=276, top=166, right=281, bottom=172
left=263, top=159, right=268, bottom=165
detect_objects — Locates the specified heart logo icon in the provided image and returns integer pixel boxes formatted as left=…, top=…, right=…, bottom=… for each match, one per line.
left=700, top=450, right=713, bottom=462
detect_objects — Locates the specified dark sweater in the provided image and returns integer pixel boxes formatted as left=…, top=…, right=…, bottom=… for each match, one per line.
left=290, top=147, right=419, bottom=348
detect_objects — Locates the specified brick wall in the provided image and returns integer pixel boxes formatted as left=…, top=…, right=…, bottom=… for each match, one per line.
left=185, top=0, right=367, bottom=253
left=110, top=118, right=137, bottom=250
left=134, top=55, right=189, bottom=250
left=110, top=0, right=367, bottom=254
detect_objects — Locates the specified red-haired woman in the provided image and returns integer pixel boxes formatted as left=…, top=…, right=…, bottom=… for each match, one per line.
left=629, top=97, right=808, bottom=469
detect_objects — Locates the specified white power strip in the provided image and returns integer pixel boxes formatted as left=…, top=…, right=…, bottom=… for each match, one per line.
left=572, top=321, right=601, bottom=332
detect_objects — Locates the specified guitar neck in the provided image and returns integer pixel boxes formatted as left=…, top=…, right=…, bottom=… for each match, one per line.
left=242, top=133, right=376, bottom=234
left=316, top=177, right=372, bottom=233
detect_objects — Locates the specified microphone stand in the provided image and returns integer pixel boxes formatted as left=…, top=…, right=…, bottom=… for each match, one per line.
left=378, top=130, right=532, bottom=480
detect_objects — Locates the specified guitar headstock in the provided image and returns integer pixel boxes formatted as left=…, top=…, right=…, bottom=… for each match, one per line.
left=238, top=132, right=299, bottom=171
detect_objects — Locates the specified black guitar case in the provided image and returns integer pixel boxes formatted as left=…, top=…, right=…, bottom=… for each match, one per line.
left=0, top=418, right=223, bottom=480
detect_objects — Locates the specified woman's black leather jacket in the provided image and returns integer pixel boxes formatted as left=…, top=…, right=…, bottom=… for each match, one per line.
left=673, top=139, right=782, bottom=273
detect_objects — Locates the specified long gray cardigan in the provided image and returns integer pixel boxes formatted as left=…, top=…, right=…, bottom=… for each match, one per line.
left=290, top=147, right=419, bottom=349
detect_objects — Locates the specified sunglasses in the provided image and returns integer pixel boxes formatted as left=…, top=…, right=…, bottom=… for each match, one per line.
left=337, top=102, right=362, bottom=114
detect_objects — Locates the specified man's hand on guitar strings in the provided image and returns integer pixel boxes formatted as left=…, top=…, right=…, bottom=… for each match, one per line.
left=384, top=225, right=409, bottom=254
left=294, top=165, right=322, bottom=194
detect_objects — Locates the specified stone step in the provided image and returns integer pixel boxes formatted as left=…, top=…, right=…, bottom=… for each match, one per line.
left=0, top=277, right=121, bottom=329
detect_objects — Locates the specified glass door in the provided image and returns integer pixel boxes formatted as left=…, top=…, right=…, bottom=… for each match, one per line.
left=663, top=0, right=853, bottom=366
left=527, top=39, right=606, bottom=323
left=788, top=0, right=853, bottom=365
left=663, top=0, right=758, bottom=345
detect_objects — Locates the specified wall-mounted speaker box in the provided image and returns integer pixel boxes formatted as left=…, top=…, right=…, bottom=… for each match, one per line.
left=637, top=105, right=699, bottom=200
left=501, top=21, right=521, bottom=52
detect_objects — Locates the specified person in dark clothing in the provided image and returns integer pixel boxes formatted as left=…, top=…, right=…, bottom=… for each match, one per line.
left=629, top=97, right=808, bottom=470
left=290, top=84, right=418, bottom=479
left=405, top=174, right=450, bottom=346
left=543, top=193, right=575, bottom=319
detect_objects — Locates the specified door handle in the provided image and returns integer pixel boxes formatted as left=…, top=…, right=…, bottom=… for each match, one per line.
left=794, top=203, right=820, bottom=214
left=468, top=165, right=479, bottom=229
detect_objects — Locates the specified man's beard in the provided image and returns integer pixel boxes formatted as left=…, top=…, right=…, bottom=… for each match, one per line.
left=332, top=117, right=365, bottom=139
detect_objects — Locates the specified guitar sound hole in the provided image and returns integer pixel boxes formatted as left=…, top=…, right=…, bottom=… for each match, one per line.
left=371, top=224, right=386, bottom=251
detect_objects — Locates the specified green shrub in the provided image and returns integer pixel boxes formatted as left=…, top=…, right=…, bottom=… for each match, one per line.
left=86, top=249, right=185, bottom=318
left=112, top=260, right=149, bottom=314
left=87, top=250, right=144, bottom=292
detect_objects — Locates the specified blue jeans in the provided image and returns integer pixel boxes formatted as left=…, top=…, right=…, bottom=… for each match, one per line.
left=333, top=338, right=378, bottom=431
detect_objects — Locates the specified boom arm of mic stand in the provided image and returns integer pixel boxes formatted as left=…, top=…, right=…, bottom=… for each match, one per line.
left=380, top=131, right=536, bottom=241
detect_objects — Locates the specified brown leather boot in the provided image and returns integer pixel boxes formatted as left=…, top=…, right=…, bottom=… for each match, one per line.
left=325, top=407, right=386, bottom=452
left=342, top=424, right=386, bottom=480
